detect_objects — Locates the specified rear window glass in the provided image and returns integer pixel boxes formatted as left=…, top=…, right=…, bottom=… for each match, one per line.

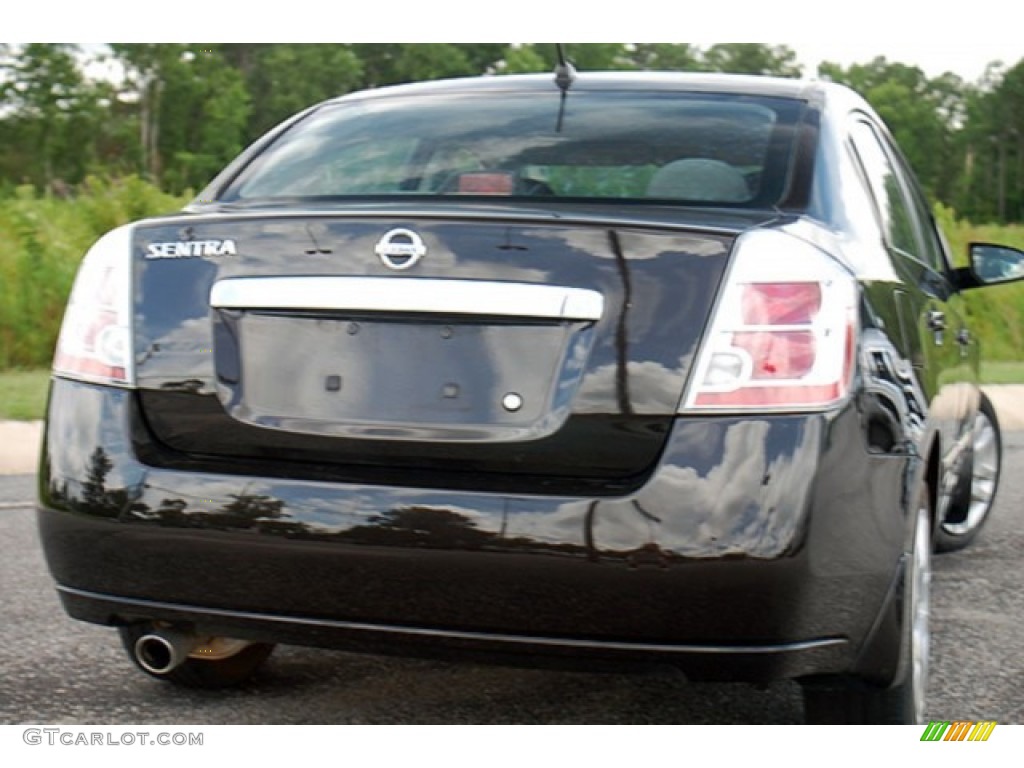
left=224, top=90, right=805, bottom=207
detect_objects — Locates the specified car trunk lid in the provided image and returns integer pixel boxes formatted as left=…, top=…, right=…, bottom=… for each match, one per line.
left=132, top=208, right=759, bottom=490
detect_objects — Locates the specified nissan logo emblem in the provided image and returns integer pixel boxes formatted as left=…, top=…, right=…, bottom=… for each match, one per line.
left=375, top=228, right=426, bottom=270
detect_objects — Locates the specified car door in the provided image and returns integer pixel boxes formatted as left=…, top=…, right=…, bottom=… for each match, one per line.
left=847, top=116, right=974, bottom=505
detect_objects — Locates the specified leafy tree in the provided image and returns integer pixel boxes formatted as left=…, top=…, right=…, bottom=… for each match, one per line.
left=819, top=57, right=963, bottom=202
left=224, top=44, right=363, bottom=138
left=452, top=44, right=510, bottom=74
left=500, top=44, right=549, bottom=74
left=162, top=47, right=251, bottom=191
left=702, top=44, right=802, bottom=77
left=994, top=62, right=1024, bottom=222
left=631, top=43, right=701, bottom=72
left=109, top=44, right=186, bottom=182
left=353, top=44, right=490, bottom=87
left=0, top=44, right=99, bottom=186
left=955, top=60, right=1024, bottom=223
left=111, top=44, right=251, bottom=192
left=562, top=44, right=634, bottom=70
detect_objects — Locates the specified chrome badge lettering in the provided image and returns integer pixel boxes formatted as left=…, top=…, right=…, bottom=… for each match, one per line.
left=146, top=240, right=238, bottom=259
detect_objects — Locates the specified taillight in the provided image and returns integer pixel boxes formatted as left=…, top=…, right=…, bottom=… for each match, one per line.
left=53, top=224, right=135, bottom=386
left=682, top=229, right=857, bottom=412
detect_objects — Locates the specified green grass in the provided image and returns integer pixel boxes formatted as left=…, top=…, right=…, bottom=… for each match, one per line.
left=980, top=361, right=1024, bottom=385
left=0, top=369, right=50, bottom=421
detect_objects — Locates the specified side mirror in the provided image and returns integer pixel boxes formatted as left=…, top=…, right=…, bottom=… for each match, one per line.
left=969, top=243, right=1024, bottom=286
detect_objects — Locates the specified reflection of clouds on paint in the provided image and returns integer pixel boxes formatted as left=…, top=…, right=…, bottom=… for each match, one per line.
left=529, top=229, right=609, bottom=259
left=575, top=358, right=690, bottom=413
left=623, top=270, right=677, bottom=335
left=756, top=421, right=820, bottom=554
left=642, top=419, right=817, bottom=557
left=502, top=498, right=588, bottom=546
left=503, top=418, right=817, bottom=559
left=138, top=316, right=213, bottom=377
left=580, top=421, right=773, bottom=555
left=529, top=229, right=728, bottom=261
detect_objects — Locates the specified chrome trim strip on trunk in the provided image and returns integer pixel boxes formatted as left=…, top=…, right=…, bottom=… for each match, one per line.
left=57, top=586, right=847, bottom=655
left=210, top=277, right=605, bottom=321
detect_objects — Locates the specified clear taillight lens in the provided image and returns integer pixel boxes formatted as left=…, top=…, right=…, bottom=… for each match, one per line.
left=682, top=229, right=857, bottom=412
left=53, top=224, right=135, bottom=386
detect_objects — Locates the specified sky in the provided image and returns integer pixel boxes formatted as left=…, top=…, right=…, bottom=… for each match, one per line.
left=8, top=0, right=1022, bottom=84
left=741, top=42, right=1014, bottom=83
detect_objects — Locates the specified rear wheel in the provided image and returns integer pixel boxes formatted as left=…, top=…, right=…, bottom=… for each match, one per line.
left=119, top=625, right=274, bottom=689
left=802, top=487, right=931, bottom=724
left=937, top=394, right=1001, bottom=553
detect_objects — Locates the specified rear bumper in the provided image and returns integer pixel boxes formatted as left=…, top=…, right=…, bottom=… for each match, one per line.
left=55, top=584, right=850, bottom=682
left=38, top=377, right=914, bottom=683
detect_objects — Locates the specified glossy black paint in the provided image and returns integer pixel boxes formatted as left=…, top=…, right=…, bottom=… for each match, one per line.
left=39, top=376, right=911, bottom=681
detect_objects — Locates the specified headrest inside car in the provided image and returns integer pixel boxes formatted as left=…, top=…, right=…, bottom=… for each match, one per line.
left=646, top=158, right=750, bottom=202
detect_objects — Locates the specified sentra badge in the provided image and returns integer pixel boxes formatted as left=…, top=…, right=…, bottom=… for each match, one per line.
left=375, top=228, right=426, bottom=270
left=146, top=239, right=238, bottom=259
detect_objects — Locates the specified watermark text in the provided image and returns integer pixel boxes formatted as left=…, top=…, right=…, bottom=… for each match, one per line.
left=23, top=728, right=203, bottom=747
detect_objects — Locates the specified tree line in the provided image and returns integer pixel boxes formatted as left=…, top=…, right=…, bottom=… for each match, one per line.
left=1, top=43, right=1021, bottom=223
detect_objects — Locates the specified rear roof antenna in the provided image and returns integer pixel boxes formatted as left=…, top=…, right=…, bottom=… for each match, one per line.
left=553, top=44, right=576, bottom=133
left=554, top=44, right=576, bottom=92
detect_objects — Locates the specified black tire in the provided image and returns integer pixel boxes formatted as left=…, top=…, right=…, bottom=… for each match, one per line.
left=119, top=626, right=274, bottom=689
left=801, top=486, right=931, bottom=724
left=936, top=393, right=1001, bottom=553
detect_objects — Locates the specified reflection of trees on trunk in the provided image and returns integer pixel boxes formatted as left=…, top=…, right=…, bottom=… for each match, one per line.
left=156, top=498, right=187, bottom=519
left=219, top=493, right=286, bottom=521
left=125, top=489, right=289, bottom=529
left=81, top=446, right=113, bottom=515
left=344, top=506, right=494, bottom=548
left=609, top=230, right=634, bottom=416
left=338, top=501, right=673, bottom=565
left=69, top=445, right=146, bottom=519
left=98, top=483, right=680, bottom=565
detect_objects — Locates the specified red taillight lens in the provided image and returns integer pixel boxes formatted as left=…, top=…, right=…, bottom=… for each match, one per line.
left=682, top=229, right=857, bottom=412
left=741, top=283, right=822, bottom=325
left=732, top=330, right=816, bottom=380
left=53, top=224, right=135, bottom=386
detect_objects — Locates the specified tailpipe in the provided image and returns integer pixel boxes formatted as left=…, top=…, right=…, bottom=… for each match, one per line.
left=133, top=628, right=198, bottom=675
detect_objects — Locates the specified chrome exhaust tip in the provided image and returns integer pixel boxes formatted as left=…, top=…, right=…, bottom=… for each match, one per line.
left=133, top=628, right=197, bottom=675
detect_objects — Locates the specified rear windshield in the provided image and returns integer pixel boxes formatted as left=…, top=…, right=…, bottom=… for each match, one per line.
left=223, top=90, right=805, bottom=207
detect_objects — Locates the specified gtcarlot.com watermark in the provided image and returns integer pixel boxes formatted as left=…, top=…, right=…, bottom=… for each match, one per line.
left=23, top=728, right=203, bottom=747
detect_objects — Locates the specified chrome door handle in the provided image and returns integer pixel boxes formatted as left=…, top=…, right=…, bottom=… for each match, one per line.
left=927, top=310, right=947, bottom=331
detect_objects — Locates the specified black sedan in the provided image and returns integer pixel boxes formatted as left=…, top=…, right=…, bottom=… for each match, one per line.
left=37, top=68, right=1022, bottom=723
